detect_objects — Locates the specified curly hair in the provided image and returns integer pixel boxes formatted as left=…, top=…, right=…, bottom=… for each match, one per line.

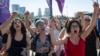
left=10, top=19, right=27, bottom=38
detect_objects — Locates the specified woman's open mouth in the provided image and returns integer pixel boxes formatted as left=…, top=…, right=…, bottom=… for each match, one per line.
left=74, top=30, right=77, bottom=34
left=16, top=26, right=20, bottom=28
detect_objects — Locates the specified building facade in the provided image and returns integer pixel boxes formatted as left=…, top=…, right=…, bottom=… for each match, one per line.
left=38, top=8, right=42, bottom=18
left=44, top=8, right=50, bottom=17
left=12, top=4, right=19, bottom=12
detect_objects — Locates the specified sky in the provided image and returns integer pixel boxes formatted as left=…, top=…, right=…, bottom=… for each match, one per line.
left=10, top=0, right=100, bottom=17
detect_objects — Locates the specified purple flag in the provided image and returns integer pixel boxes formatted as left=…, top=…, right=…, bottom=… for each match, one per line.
left=0, top=0, right=10, bottom=23
left=56, top=0, right=65, bottom=14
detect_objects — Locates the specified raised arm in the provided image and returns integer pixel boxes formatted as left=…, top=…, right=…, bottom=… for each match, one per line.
left=49, top=21, right=66, bottom=45
left=78, top=12, right=85, bottom=31
left=0, top=12, right=17, bottom=30
left=24, top=11, right=35, bottom=35
left=58, top=28, right=68, bottom=39
left=81, top=2, right=99, bottom=39
left=26, top=33, right=30, bottom=56
left=6, top=33, right=11, bottom=51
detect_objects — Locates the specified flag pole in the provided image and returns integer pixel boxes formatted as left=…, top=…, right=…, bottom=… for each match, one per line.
left=97, top=0, right=98, bottom=3
left=50, top=0, right=53, bottom=19
left=92, top=0, right=98, bottom=2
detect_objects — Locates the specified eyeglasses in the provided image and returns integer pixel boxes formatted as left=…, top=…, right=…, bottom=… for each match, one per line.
left=14, top=21, right=21, bottom=24
left=71, top=25, right=79, bottom=28
left=85, top=19, right=90, bottom=21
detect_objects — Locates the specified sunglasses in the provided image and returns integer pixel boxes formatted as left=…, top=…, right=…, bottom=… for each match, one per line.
left=85, top=19, right=90, bottom=21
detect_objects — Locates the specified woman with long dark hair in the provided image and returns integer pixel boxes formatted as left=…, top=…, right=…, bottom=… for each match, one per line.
left=6, top=17, right=30, bottom=56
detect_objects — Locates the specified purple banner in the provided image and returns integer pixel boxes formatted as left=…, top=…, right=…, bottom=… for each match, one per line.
left=0, top=0, right=10, bottom=23
left=56, top=0, right=65, bottom=14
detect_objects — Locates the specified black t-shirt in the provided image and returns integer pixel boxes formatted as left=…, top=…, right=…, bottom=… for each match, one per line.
left=0, top=31, right=2, bottom=48
left=2, top=33, right=8, bottom=44
left=85, top=27, right=100, bottom=56
left=0, top=31, right=2, bottom=36
left=95, top=28, right=100, bottom=40
left=7, top=34, right=27, bottom=56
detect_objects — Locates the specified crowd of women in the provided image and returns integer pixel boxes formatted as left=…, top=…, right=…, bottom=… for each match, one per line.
left=0, top=2, right=99, bottom=56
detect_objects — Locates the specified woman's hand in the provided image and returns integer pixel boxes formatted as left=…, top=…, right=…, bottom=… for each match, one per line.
left=21, top=48, right=26, bottom=56
left=24, top=11, right=30, bottom=18
left=0, top=51, right=5, bottom=56
left=48, top=52, right=52, bottom=56
left=11, top=12, right=17, bottom=19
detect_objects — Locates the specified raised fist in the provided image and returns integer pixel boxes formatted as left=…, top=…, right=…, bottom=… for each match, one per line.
left=11, top=11, right=17, bottom=19
left=78, top=12, right=84, bottom=16
left=93, top=2, right=99, bottom=9
left=24, top=11, right=30, bottom=17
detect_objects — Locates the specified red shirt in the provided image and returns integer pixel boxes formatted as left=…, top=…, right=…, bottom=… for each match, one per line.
left=64, top=37, right=85, bottom=56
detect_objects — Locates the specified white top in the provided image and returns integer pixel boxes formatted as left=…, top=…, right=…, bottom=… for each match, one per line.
left=53, top=29, right=60, bottom=52
left=45, top=25, right=49, bottom=34
left=30, top=22, right=36, bottom=28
